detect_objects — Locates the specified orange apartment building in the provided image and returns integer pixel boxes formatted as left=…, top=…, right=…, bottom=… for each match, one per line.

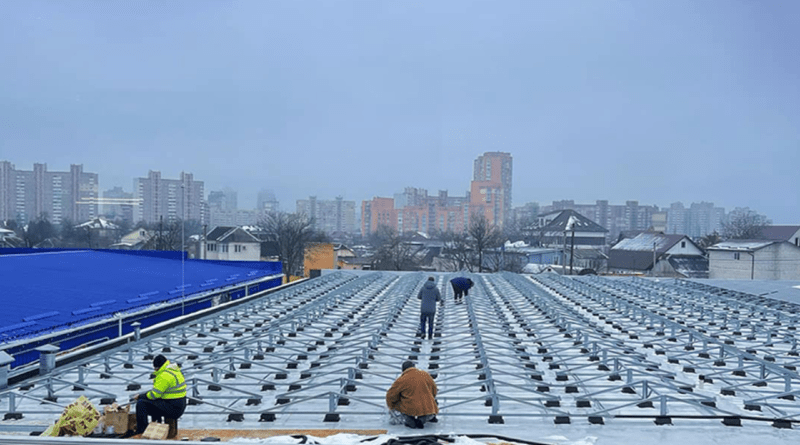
left=469, top=151, right=513, bottom=228
left=361, top=197, right=470, bottom=236
left=361, top=152, right=512, bottom=236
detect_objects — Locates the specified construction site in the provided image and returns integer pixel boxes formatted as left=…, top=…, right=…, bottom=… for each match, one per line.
left=2, top=250, right=800, bottom=444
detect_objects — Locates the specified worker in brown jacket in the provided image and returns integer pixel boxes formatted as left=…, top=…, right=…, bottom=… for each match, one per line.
left=386, top=361, right=438, bottom=429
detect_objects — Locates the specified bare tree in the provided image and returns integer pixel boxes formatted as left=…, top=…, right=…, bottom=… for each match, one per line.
left=138, top=218, right=201, bottom=251
left=468, top=212, right=503, bottom=272
left=260, top=212, right=325, bottom=281
left=439, top=230, right=474, bottom=272
left=484, top=247, right=527, bottom=273
left=722, top=209, right=771, bottom=240
left=18, top=213, right=57, bottom=248
left=144, top=219, right=182, bottom=251
left=698, top=231, right=722, bottom=249
left=369, top=225, right=422, bottom=271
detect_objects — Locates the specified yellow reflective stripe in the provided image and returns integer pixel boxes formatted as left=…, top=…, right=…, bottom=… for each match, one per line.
left=161, top=368, right=186, bottom=397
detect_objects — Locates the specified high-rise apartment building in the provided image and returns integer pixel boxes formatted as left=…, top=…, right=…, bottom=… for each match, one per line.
left=297, top=196, right=356, bottom=235
left=133, top=171, right=205, bottom=224
left=101, top=186, right=134, bottom=223
left=362, top=189, right=471, bottom=236
left=207, top=188, right=257, bottom=227
left=256, top=189, right=280, bottom=214
left=543, top=199, right=659, bottom=241
left=361, top=197, right=396, bottom=236
left=667, top=202, right=687, bottom=235
left=666, top=201, right=725, bottom=238
left=208, top=188, right=238, bottom=213
left=470, top=152, right=513, bottom=228
left=0, top=161, right=98, bottom=224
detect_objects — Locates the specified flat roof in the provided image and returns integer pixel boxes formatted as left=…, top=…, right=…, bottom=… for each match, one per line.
left=0, top=249, right=280, bottom=343
left=3, top=272, right=800, bottom=444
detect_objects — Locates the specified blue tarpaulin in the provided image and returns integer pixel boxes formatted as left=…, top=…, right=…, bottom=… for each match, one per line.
left=0, top=249, right=281, bottom=344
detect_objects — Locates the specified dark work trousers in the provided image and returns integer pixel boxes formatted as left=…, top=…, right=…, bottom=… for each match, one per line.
left=452, top=285, right=469, bottom=302
left=135, top=397, right=186, bottom=434
left=419, top=313, right=435, bottom=338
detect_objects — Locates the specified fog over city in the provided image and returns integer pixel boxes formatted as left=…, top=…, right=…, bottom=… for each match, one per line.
left=1, top=1, right=798, bottom=222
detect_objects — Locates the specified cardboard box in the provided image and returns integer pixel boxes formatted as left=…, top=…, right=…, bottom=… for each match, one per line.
left=142, top=421, right=169, bottom=440
left=102, top=404, right=135, bottom=434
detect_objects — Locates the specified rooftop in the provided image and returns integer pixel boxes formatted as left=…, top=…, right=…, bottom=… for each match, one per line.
left=3, top=272, right=800, bottom=444
left=0, top=249, right=280, bottom=345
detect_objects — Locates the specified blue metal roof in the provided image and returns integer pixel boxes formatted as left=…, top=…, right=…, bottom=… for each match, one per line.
left=0, top=249, right=281, bottom=343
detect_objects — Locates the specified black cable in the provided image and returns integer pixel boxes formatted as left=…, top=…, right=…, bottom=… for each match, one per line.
left=371, top=433, right=552, bottom=445
left=462, top=434, right=551, bottom=445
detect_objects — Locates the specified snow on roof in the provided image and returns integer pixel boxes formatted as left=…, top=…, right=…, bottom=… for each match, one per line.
left=75, top=217, right=118, bottom=230
left=611, top=232, right=687, bottom=253
left=708, top=240, right=776, bottom=251
left=541, top=210, right=608, bottom=233
left=668, top=256, right=709, bottom=278
left=690, top=279, right=800, bottom=304
left=504, top=240, right=529, bottom=249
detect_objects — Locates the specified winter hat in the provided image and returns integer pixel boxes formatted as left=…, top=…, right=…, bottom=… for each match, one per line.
left=153, top=354, right=168, bottom=370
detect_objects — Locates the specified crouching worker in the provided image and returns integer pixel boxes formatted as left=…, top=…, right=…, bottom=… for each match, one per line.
left=449, top=277, right=474, bottom=304
left=386, top=361, right=438, bottom=429
left=131, top=355, right=186, bottom=436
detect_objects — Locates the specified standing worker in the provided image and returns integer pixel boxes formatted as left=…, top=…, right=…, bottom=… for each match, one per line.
left=449, top=277, right=474, bottom=304
left=131, top=355, right=187, bottom=436
left=417, top=277, right=442, bottom=340
left=386, top=361, right=439, bottom=429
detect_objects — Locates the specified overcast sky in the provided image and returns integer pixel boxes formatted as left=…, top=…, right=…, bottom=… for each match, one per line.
left=1, top=1, right=798, bottom=222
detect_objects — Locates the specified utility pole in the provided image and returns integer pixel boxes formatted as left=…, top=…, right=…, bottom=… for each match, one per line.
left=569, top=229, right=576, bottom=275
left=159, top=215, right=164, bottom=251
left=652, top=241, right=657, bottom=277
left=202, top=224, right=208, bottom=260
left=562, top=230, right=568, bottom=274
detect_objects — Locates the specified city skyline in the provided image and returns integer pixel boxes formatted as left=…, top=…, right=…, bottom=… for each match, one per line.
left=1, top=2, right=799, bottom=223
left=0, top=158, right=791, bottom=226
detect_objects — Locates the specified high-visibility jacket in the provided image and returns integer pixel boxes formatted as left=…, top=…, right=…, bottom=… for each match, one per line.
left=146, top=360, right=186, bottom=400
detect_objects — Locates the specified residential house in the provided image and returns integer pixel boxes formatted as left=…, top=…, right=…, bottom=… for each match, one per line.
left=337, top=256, right=374, bottom=271
left=205, top=226, right=261, bottom=261
left=707, top=240, right=800, bottom=280
left=608, top=232, right=708, bottom=278
left=761, top=225, right=800, bottom=247
left=75, top=217, right=120, bottom=248
left=527, top=209, right=609, bottom=272
left=0, top=227, right=22, bottom=248
left=304, top=243, right=335, bottom=277
left=110, top=228, right=152, bottom=250
left=530, top=209, right=608, bottom=248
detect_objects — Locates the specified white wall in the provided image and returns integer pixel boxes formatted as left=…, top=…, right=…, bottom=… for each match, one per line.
left=710, top=243, right=800, bottom=280
left=665, top=237, right=704, bottom=256
left=205, top=241, right=260, bottom=261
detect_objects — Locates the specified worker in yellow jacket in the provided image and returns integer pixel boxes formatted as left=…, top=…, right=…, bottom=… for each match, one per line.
left=131, top=355, right=187, bottom=435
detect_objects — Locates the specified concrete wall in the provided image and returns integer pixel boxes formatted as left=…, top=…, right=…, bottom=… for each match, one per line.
left=710, top=243, right=800, bottom=280
left=205, top=241, right=260, bottom=261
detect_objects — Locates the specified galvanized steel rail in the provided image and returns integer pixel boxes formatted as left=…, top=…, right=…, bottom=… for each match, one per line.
left=2, top=271, right=800, bottom=433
